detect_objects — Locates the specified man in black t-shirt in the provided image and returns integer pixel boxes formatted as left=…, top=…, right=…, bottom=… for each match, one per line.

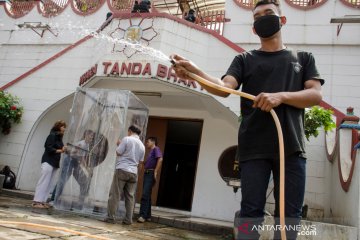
left=171, top=0, right=323, bottom=239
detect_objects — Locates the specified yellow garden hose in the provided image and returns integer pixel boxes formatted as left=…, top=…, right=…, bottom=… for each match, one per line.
left=0, top=221, right=113, bottom=240
left=185, top=71, right=287, bottom=240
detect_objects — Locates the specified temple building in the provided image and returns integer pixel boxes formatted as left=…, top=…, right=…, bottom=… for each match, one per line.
left=0, top=0, right=359, bottom=237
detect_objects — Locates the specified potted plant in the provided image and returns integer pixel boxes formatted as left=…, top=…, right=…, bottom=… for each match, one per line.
left=0, top=90, right=24, bottom=135
left=304, top=106, right=336, bottom=141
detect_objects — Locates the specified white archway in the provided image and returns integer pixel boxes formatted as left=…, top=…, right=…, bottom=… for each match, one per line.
left=17, top=94, right=74, bottom=191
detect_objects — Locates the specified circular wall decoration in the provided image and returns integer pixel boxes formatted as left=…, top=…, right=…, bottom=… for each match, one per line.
left=233, top=0, right=328, bottom=10
left=233, top=0, right=255, bottom=10
left=340, top=0, right=360, bottom=9
left=338, top=128, right=357, bottom=192
left=218, top=145, right=241, bottom=188
left=337, top=107, right=360, bottom=192
left=110, top=18, right=159, bottom=58
left=325, top=115, right=338, bottom=162
left=71, top=0, right=106, bottom=16
left=284, top=0, right=327, bottom=10
left=39, top=0, right=69, bottom=18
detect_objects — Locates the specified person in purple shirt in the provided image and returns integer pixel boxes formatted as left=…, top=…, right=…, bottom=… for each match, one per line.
left=137, top=137, right=163, bottom=223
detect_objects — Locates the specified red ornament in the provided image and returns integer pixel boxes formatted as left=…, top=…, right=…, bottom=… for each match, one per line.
left=10, top=105, right=17, bottom=110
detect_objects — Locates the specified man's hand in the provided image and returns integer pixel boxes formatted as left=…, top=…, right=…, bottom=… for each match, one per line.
left=253, top=80, right=323, bottom=111
left=170, top=54, right=237, bottom=97
left=62, top=146, right=67, bottom=153
left=57, top=146, right=66, bottom=154
left=253, top=92, right=283, bottom=112
left=170, top=54, right=201, bottom=81
left=116, top=139, right=121, bottom=146
left=63, top=145, right=70, bottom=154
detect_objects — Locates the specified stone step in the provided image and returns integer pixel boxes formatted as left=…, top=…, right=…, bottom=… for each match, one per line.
left=297, top=220, right=357, bottom=240
left=257, top=217, right=358, bottom=240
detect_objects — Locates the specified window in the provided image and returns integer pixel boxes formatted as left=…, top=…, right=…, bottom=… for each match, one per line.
left=284, top=0, right=327, bottom=10
left=234, top=0, right=327, bottom=10
left=340, top=0, right=360, bottom=9
left=233, top=0, right=255, bottom=10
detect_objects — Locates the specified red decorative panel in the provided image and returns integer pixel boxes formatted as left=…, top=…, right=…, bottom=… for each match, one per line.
left=233, top=0, right=254, bottom=10
left=71, top=0, right=106, bottom=16
left=109, top=0, right=134, bottom=12
left=234, top=0, right=328, bottom=10
left=38, top=0, right=69, bottom=17
left=340, top=0, right=360, bottom=9
left=4, top=1, right=37, bottom=19
left=284, top=0, right=328, bottom=10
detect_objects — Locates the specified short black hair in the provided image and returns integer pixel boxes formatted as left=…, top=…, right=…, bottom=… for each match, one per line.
left=147, top=136, right=158, bottom=146
left=253, top=0, right=281, bottom=14
left=128, top=125, right=141, bottom=135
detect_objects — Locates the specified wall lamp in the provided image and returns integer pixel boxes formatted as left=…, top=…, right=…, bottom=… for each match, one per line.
left=133, top=91, right=162, bottom=98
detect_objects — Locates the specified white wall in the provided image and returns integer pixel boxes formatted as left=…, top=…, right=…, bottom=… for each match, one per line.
left=303, top=130, right=328, bottom=218
left=224, top=0, right=360, bottom=45
left=0, top=38, right=100, bottom=174
left=0, top=4, right=113, bottom=87
left=192, top=116, right=239, bottom=221
left=156, top=17, right=242, bottom=115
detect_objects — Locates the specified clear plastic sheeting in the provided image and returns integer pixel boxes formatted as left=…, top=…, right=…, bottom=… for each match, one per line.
left=54, top=87, right=149, bottom=217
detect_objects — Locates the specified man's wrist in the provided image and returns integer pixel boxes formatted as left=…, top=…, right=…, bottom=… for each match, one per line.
left=279, top=91, right=289, bottom=104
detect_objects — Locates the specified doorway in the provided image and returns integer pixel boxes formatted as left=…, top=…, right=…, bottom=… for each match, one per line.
left=136, top=117, right=202, bottom=211
left=156, top=119, right=202, bottom=211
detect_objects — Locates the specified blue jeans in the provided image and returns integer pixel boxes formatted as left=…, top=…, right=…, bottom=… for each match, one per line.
left=236, top=153, right=306, bottom=240
left=139, top=171, right=155, bottom=219
left=54, top=155, right=74, bottom=202
left=55, top=154, right=91, bottom=204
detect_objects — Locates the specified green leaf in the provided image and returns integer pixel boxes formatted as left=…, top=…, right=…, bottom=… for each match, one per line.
left=304, top=106, right=336, bottom=141
left=0, top=90, right=24, bottom=135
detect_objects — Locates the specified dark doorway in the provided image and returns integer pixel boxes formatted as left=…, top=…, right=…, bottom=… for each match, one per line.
left=156, top=120, right=202, bottom=211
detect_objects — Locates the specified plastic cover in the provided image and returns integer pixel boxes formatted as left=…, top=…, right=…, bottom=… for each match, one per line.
left=54, top=87, right=149, bottom=217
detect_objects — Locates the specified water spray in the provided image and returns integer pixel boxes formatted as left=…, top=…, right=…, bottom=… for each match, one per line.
left=170, top=59, right=287, bottom=240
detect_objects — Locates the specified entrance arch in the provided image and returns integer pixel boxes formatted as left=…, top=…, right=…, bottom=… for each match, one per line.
left=87, top=76, right=239, bottom=211
left=17, top=94, right=74, bottom=191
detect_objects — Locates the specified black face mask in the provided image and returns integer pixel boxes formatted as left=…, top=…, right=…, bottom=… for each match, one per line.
left=253, top=15, right=281, bottom=38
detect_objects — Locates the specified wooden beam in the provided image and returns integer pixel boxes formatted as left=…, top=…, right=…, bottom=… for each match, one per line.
left=330, top=16, right=360, bottom=23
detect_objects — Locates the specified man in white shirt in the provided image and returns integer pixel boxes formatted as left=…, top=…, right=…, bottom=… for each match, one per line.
left=105, top=125, right=145, bottom=225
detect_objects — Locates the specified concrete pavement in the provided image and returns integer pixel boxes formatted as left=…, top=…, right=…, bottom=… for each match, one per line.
left=0, top=190, right=233, bottom=240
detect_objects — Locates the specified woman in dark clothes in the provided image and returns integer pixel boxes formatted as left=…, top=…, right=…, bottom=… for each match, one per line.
left=32, top=120, right=66, bottom=208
